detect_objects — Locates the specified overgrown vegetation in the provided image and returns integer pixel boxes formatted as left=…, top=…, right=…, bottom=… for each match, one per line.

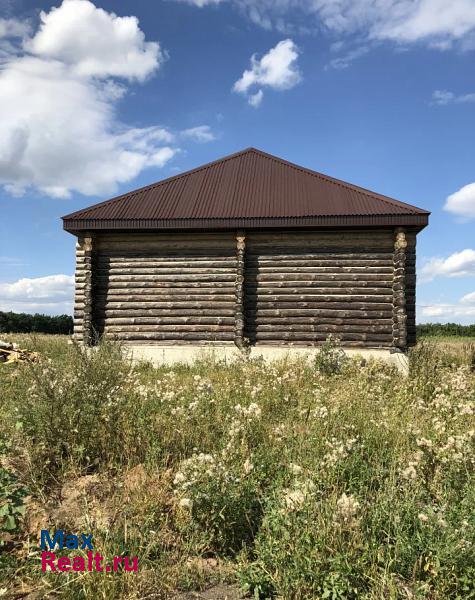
left=0, top=311, right=73, bottom=335
left=0, top=335, right=474, bottom=599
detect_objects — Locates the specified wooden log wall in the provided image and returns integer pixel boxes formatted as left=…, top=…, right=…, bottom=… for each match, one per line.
left=71, top=228, right=417, bottom=349
left=73, top=234, right=93, bottom=344
left=244, top=230, right=398, bottom=348
left=90, top=233, right=237, bottom=344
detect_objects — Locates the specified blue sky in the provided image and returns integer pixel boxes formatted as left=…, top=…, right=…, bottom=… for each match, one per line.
left=0, top=0, right=474, bottom=322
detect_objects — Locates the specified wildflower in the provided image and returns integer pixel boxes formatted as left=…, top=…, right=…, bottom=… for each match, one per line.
left=247, top=403, right=262, bottom=417
left=401, top=465, right=417, bottom=480
left=284, top=490, right=306, bottom=511
left=418, top=513, right=429, bottom=523
left=250, top=385, right=262, bottom=398
left=289, top=463, right=303, bottom=475
left=416, top=437, right=433, bottom=449
left=272, top=424, right=285, bottom=440
left=322, top=437, right=358, bottom=468
left=437, top=516, right=448, bottom=528
left=312, top=405, right=329, bottom=419
left=174, top=472, right=186, bottom=485
left=234, top=402, right=262, bottom=419
left=243, top=458, right=253, bottom=474
left=137, top=384, right=149, bottom=398
left=179, top=498, right=192, bottom=509
left=334, top=493, right=360, bottom=528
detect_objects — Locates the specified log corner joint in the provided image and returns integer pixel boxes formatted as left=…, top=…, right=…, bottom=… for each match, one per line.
left=392, top=227, right=407, bottom=351
left=235, top=230, right=246, bottom=349
left=77, top=233, right=94, bottom=346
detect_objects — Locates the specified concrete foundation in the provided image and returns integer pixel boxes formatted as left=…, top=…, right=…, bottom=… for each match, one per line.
left=123, top=345, right=409, bottom=373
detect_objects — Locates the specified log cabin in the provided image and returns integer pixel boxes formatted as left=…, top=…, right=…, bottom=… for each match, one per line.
left=62, top=148, right=429, bottom=363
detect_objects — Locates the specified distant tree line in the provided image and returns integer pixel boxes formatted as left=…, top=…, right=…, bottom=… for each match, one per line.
left=417, top=322, right=475, bottom=338
left=0, top=311, right=73, bottom=335
left=1, top=311, right=473, bottom=338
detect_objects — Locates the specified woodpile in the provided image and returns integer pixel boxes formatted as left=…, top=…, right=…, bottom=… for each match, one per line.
left=0, top=340, right=39, bottom=364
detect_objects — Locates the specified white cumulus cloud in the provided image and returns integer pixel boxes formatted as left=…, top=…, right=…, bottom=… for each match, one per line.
left=248, top=89, right=264, bottom=108
left=0, top=17, right=31, bottom=39
left=419, top=302, right=475, bottom=323
left=432, top=89, right=475, bottom=105
left=0, top=0, right=178, bottom=199
left=444, top=183, right=475, bottom=220
left=419, top=287, right=475, bottom=323
left=180, top=125, right=216, bottom=142
left=25, top=0, right=162, bottom=81
left=0, top=274, right=74, bottom=315
left=461, top=290, right=475, bottom=304
left=233, top=39, right=300, bottom=107
left=420, top=249, right=475, bottom=282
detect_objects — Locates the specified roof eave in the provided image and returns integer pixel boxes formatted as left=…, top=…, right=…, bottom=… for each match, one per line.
left=63, top=213, right=429, bottom=234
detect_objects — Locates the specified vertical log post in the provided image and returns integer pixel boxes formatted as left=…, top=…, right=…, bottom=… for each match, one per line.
left=235, top=230, right=246, bottom=349
left=77, top=233, right=94, bottom=346
left=392, top=227, right=407, bottom=350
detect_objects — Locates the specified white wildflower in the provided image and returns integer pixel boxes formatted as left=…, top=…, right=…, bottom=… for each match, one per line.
left=437, top=516, right=448, bottom=528
left=416, top=437, right=433, bottom=449
left=174, top=472, right=186, bottom=485
left=418, top=513, right=429, bottom=523
left=243, top=458, right=253, bottom=474
left=334, top=493, right=360, bottom=528
left=401, top=465, right=417, bottom=480
left=272, top=424, right=286, bottom=440
left=312, top=405, right=329, bottom=419
left=247, top=403, right=262, bottom=417
left=289, top=463, right=303, bottom=475
left=460, top=403, right=474, bottom=416
left=284, top=489, right=306, bottom=512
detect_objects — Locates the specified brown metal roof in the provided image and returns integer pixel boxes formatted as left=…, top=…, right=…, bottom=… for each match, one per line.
left=62, top=148, right=430, bottom=232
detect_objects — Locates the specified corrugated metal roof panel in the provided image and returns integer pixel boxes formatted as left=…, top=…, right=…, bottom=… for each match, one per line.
left=62, top=148, right=430, bottom=231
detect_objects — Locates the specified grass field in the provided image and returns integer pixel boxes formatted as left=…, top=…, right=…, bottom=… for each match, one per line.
left=1, top=335, right=474, bottom=599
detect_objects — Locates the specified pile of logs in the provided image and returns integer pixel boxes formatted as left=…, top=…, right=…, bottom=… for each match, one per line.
left=0, top=340, right=39, bottom=364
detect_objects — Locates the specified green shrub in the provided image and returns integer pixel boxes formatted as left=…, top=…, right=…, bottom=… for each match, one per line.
left=4, top=341, right=147, bottom=486
left=0, top=440, right=28, bottom=539
left=314, top=335, right=348, bottom=375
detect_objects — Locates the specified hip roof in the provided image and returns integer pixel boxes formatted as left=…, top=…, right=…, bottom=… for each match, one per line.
left=62, top=147, right=430, bottom=232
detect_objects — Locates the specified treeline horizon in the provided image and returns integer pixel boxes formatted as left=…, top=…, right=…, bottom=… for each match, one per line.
left=0, top=311, right=474, bottom=338
left=416, top=322, right=475, bottom=338
left=0, top=311, right=73, bottom=335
